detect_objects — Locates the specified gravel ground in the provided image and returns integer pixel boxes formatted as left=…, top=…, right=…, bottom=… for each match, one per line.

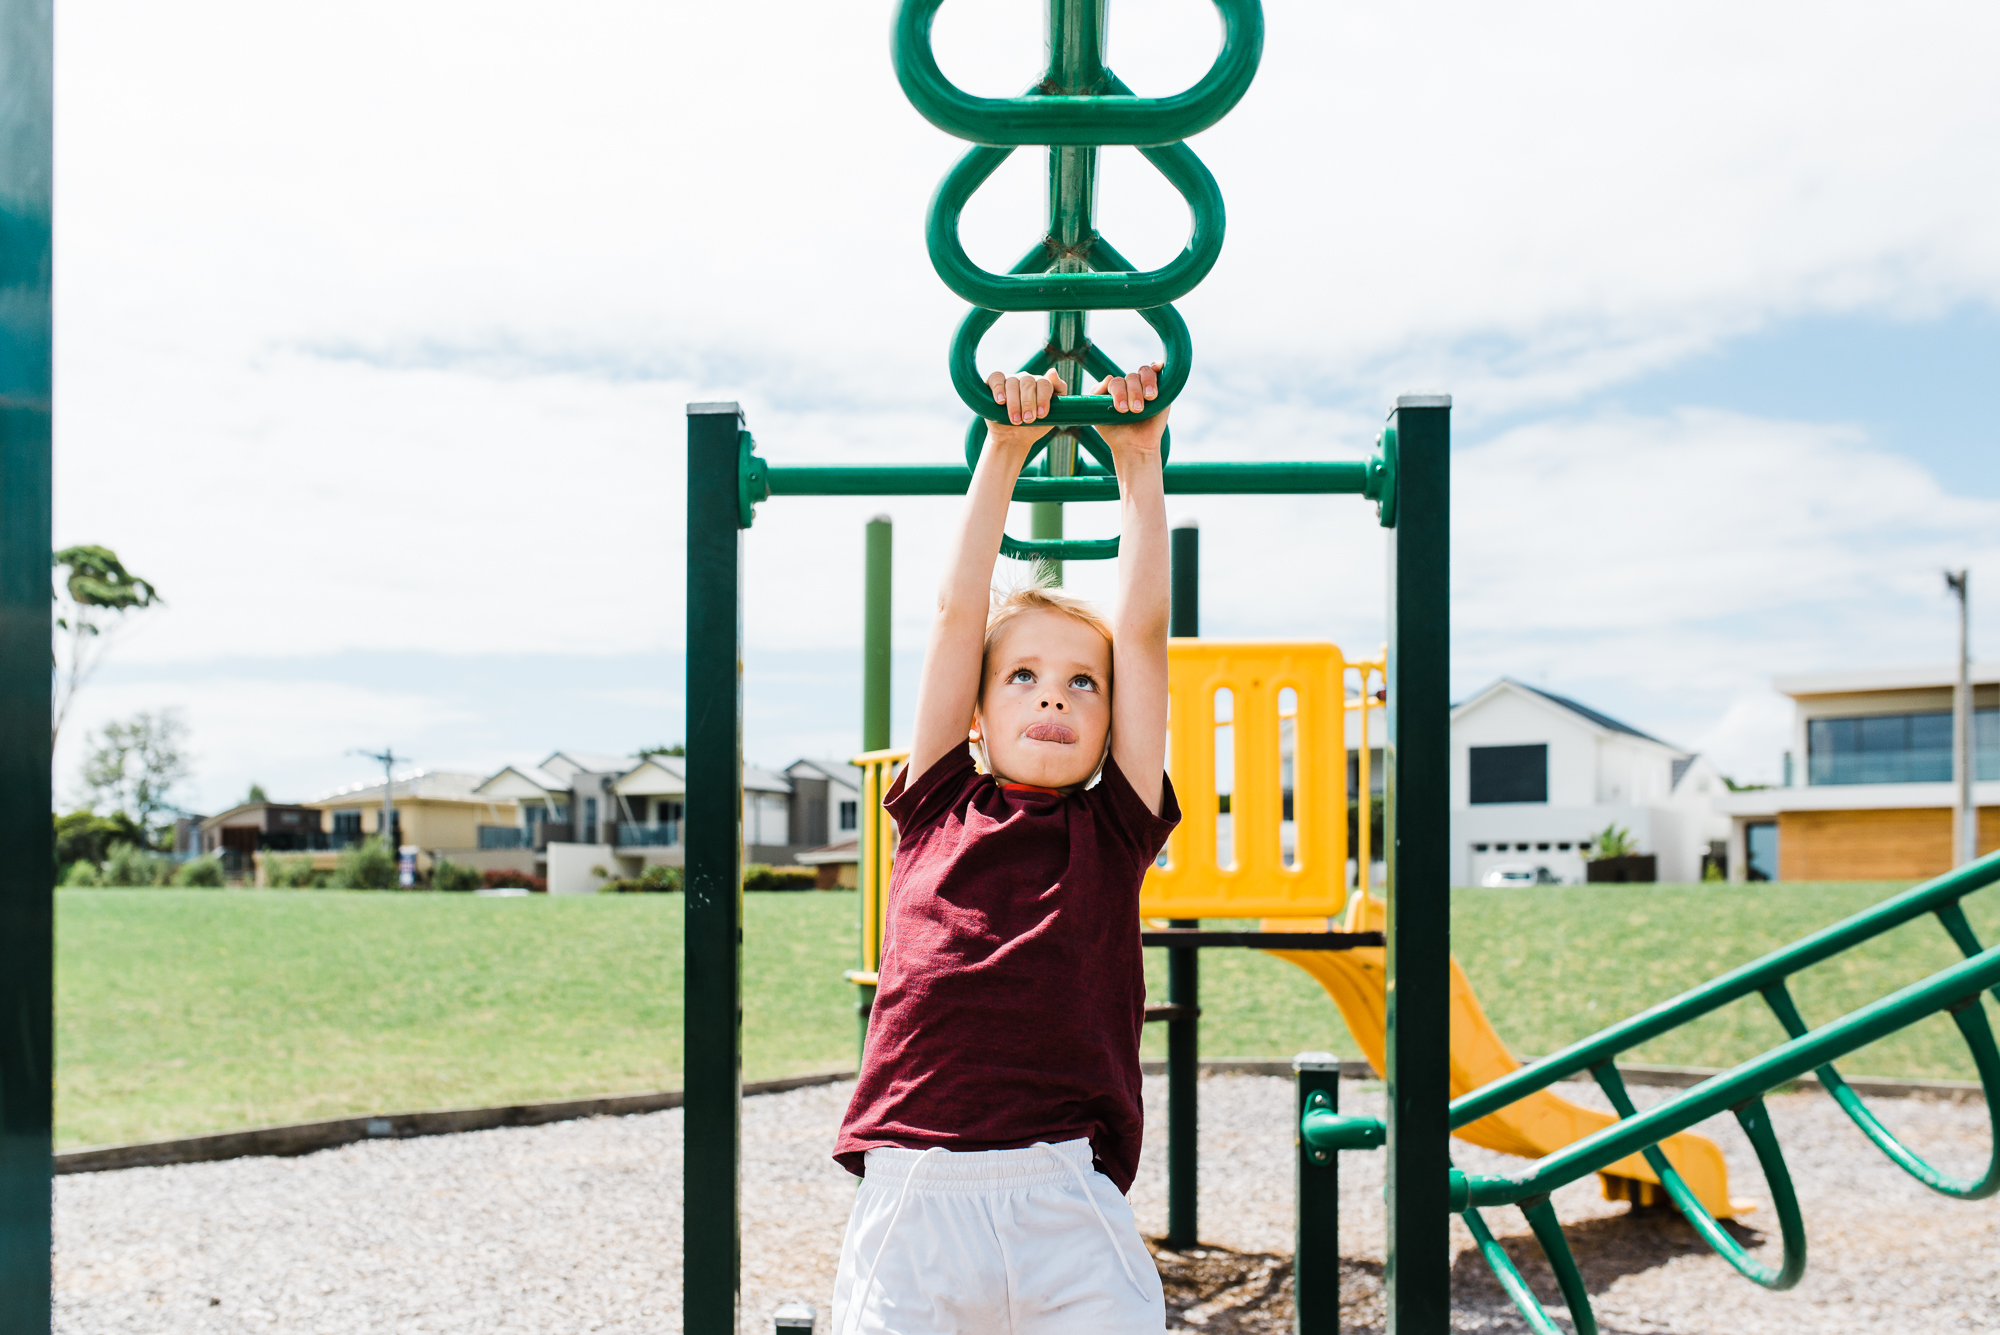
left=57, top=1075, right=2000, bottom=1333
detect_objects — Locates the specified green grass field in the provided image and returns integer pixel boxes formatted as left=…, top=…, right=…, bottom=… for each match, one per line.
left=56, top=880, right=2000, bottom=1148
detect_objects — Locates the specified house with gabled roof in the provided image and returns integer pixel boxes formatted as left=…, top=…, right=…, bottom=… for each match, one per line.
left=1449, top=679, right=1729, bottom=886
left=472, top=749, right=825, bottom=890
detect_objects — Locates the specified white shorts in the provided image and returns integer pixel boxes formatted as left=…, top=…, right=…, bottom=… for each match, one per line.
left=831, top=1138, right=1166, bottom=1335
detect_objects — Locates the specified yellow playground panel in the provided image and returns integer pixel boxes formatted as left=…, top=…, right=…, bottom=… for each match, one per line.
left=1150, top=637, right=1748, bottom=1218
left=1142, top=640, right=1351, bottom=920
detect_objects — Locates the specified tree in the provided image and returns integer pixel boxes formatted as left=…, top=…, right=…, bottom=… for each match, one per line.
left=53, top=808, right=147, bottom=869
left=639, top=743, right=686, bottom=757
left=80, top=710, right=190, bottom=845
left=246, top=783, right=268, bottom=803
left=1584, top=822, right=1639, bottom=860
left=52, top=545, right=162, bottom=745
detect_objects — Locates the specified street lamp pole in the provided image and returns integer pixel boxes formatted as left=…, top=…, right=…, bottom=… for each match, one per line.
left=1946, top=571, right=1973, bottom=867
left=351, top=747, right=402, bottom=851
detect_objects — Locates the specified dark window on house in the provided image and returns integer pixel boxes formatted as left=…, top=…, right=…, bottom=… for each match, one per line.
left=333, top=810, right=363, bottom=842
left=584, top=798, right=598, bottom=839
left=1809, top=709, right=1998, bottom=785
left=628, top=797, right=648, bottom=823
left=1469, top=744, right=1548, bottom=804
left=1746, top=822, right=1779, bottom=881
left=839, top=800, right=857, bottom=831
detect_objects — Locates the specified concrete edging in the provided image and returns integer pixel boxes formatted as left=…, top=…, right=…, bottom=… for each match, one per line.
left=58, top=1058, right=1984, bottom=1176
left=1158, top=1057, right=1986, bottom=1104
left=55, top=1070, right=854, bottom=1176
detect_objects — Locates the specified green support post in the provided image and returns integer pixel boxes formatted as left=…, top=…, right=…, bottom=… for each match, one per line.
left=0, top=2, right=53, bottom=1326
left=1383, top=395, right=1451, bottom=1333
left=858, top=514, right=892, bottom=1057
left=1031, top=499, right=1064, bottom=586
left=685, top=400, right=748, bottom=1335
left=1027, top=0, right=1105, bottom=588
left=1166, top=519, right=1200, bottom=1248
left=1294, top=1053, right=1343, bottom=1335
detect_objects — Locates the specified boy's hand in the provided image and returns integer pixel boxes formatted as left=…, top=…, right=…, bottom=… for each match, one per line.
left=1096, top=362, right=1168, bottom=460
left=983, top=368, right=1069, bottom=458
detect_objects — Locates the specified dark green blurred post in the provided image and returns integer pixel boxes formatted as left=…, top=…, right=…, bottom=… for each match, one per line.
left=685, top=401, right=746, bottom=1334
left=858, top=514, right=891, bottom=1055
left=1031, top=500, right=1063, bottom=586
left=1383, top=396, right=1451, bottom=1333
left=1166, top=518, right=1199, bottom=1248
left=0, top=1, right=52, bottom=1326
left=1294, top=1053, right=1342, bottom=1335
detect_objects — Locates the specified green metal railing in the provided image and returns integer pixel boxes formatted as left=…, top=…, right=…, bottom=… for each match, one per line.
left=1297, top=850, right=2000, bottom=1334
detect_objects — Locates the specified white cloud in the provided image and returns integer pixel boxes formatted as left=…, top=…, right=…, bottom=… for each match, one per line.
left=46, top=0, right=2000, bottom=801
left=1451, top=409, right=2000, bottom=777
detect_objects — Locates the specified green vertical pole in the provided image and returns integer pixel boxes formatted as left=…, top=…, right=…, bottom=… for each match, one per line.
left=1383, top=395, right=1451, bottom=1333
left=0, top=1, right=52, bottom=1326
left=1031, top=499, right=1064, bottom=587
left=685, top=401, right=746, bottom=1335
left=1031, top=0, right=1104, bottom=590
left=1294, top=1052, right=1342, bottom=1335
left=1166, top=519, right=1199, bottom=1248
left=858, top=514, right=891, bottom=1058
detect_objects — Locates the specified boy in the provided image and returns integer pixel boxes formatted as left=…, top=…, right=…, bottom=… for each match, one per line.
left=831, top=361, right=1179, bottom=1334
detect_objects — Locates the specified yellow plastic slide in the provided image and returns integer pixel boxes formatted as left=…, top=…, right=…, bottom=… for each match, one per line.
left=1264, top=893, right=1751, bottom=1218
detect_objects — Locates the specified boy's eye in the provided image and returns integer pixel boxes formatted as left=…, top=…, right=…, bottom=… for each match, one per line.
left=1008, top=668, right=1035, bottom=684
left=1069, top=674, right=1097, bottom=691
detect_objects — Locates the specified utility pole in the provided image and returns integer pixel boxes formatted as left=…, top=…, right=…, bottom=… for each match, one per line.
left=1947, top=571, right=1974, bottom=866
left=351, top=747, right=402, bottom=850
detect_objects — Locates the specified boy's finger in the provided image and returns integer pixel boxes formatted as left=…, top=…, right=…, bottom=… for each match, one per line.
left=1025, top=376, right=1045, bottom=420
left=1104, top=376, right=1127, bottom=412
left=1140, top=362, right=1161, bottom=399
left=1047, top=368, right=1068, bottom=397
left=1004, top=375, right=1023, bottom=424
left=1123, top=371, right=1146, bottom=410
left=987, top=370, right=1007, bottom=404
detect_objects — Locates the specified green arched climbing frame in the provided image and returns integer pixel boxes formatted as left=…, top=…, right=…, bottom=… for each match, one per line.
left=892, top=0, right=1264, bottom=559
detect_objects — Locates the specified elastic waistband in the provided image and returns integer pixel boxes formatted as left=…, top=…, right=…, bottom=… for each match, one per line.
left=861, top=1139, right=1094, bottom=1193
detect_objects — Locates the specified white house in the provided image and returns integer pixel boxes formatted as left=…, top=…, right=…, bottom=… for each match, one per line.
left=1450, top=679, right=1731, bottom=886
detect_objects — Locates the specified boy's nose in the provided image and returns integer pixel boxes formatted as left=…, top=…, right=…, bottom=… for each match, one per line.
left=1039, top=696, right=1067, bottom=712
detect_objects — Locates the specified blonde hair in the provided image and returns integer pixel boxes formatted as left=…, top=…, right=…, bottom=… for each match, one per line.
left=981, top=585, right=1114, bottom=688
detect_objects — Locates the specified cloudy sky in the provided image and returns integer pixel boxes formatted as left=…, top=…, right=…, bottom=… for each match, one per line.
left=52, top=0, right=2000, bottom=814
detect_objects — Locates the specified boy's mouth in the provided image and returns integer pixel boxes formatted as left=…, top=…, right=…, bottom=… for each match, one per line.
left=1024, top=721, right=1077, bottom=744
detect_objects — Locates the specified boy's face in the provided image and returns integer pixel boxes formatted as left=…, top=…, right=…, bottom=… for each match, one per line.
left=975, top=608, right=1113, bottom=789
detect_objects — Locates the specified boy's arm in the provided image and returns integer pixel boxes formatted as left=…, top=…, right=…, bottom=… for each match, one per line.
left=1101, top=364, right=1170, bottom=816
left=903, top=368, right=1070, bottom=789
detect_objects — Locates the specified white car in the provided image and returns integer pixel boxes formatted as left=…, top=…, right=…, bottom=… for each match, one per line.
left=1482, top=864, right=1559, bottom=888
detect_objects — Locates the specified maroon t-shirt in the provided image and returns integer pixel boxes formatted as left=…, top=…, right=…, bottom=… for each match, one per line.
left=833, top=745, right=1179, bottom=1193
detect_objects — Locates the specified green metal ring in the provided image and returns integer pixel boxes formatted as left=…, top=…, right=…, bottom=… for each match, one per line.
left=999, top=533, right=1119, bottom=562
left=1463, top=1196, right=1600, bottom=1335
left=927, top=140, right=1224, bottom=312
left=951, top=303, right=1190, bottom=427
left=892, top=0, right=1263, bottom=147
